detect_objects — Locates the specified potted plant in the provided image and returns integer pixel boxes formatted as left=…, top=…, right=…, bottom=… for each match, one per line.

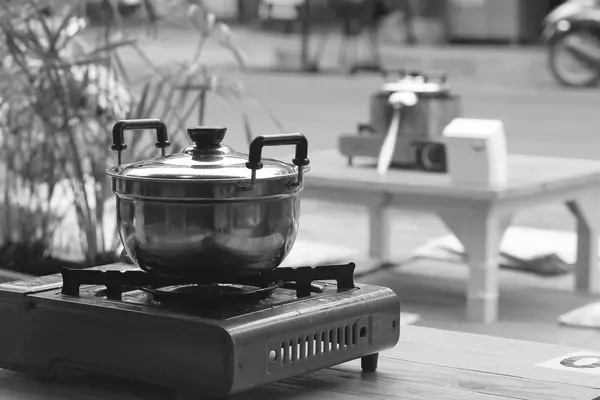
left=0, top=0, right=283, bottom=277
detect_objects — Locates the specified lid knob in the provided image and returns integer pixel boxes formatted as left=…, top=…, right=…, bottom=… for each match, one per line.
left=187, top=126, right=227, bottom=148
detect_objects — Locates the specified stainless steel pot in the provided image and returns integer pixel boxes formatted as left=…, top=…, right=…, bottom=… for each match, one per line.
left=106, top=119, right=310, bottom=281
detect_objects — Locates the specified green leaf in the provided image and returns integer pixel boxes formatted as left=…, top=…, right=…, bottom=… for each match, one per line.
left=156, top=82, right=178, bottom=123
left=143, top=78, right=167, bottom=117
left=49, top=56, right=110, bottom=69
left=176, top=73, right=200, bottom=107
left=190, top=35, right=207, bottom=64
left=241, top=110, right=254, bottom=147
left=244, top=96, right=286, bottom=132
left=179, top=94, right=203, bottom=126
left=214, top=22, right=248, bottom=69
left=130, top=41, right=168, bottom=79
left=111, top=51, right=130, bottom=85
left=37, top=13, right=55, bottom=49
left=129, top=80, right=166, bottom=149
left=23, top=19, right=45, bottom=54
left=87, top=39, right=138, bottom=56
left=132, top=81, right=151, bottom=119
left=49, top=7, right=83, bottom=50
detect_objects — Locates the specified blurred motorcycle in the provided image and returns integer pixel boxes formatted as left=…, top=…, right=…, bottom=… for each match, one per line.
left=543, top=0, right=600, bottom=87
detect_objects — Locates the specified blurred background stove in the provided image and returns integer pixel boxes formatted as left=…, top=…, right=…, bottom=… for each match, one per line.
left=0, top=262, right=400, bottom=398
left=339, top=70, right=462, bottom=173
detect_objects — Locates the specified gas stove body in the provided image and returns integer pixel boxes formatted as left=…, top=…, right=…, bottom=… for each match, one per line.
left=338, top=71, right=462, bottom=173
left=0, top=263, right=400, bottom=398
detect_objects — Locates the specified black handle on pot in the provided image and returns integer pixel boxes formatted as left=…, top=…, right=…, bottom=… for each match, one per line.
left=111, top=119, right=171, bottom=165
left=245, top=133, right=310, bottom=187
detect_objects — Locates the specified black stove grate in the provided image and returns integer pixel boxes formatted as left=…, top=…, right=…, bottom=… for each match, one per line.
left=140, top=281, right=283, bottom=306
left=60, top=263, right=357, bottom=302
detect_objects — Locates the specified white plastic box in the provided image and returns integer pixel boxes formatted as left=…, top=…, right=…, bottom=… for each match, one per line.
left=442, top=118, right=508, bottom=187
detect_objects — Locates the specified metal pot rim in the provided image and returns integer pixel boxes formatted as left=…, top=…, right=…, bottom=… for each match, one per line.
left=109, top=166, right=309, bottom=202
left=105, top=165, right=310, bottom=184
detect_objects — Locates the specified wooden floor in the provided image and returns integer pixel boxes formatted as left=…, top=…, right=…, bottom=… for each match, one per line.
left=2, top=198, right=599, bottom=350
left=360, top=258, right=600, bottom=351
left=300, top=199, right=600, bottom=350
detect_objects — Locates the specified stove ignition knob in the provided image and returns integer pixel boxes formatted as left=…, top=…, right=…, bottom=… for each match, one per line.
left=268, top=350, right=278, bottom=363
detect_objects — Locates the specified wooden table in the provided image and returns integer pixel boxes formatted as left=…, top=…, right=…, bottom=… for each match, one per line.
left=302, top=150, right=600, bottom=323
left=1, top=326, right=599, bottom=399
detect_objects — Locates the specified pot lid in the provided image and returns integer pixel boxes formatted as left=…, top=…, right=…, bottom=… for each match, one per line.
left=112, top=127, right=297, bottom=181
left=381, top=73, right=450, bottom=94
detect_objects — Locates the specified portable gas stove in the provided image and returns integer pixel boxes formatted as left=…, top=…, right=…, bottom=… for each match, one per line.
left=0, top=262, right=400, bottom=398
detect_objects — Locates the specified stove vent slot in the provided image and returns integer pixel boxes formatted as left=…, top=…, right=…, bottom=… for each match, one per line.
left=279, top=322, right=358, bottom=364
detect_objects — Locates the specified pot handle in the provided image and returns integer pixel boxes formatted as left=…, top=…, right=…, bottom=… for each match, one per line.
left=111, top=119, right=171, bottom=166
left=245, top=133, right=310, bottom=187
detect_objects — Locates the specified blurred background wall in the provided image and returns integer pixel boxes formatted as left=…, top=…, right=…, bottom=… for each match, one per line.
left=235, top=0, right=566, bottom=45
left=79, top=0, right=568, bottom=45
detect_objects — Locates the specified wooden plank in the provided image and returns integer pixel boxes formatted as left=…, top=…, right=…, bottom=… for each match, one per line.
left=0, top=369, right=161, bottom=400
left=234, top=369, right=518, bottom=400
left=398, top=327, right=589, bottom=360
left=306, top=150, right=600, bottom=201
left=302, top=179, right=490, bottom=211
left=382, top=345, right=600, bottom=396
left=391, top=327, right=600, bottom=389
left=328, top=360, right=597, bottom=400
left=1, top=327, right=600, bottom=399
left=0, top=359, right=518, bottom=400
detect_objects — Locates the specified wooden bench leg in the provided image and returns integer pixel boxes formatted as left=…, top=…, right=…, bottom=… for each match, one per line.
left=438, top=208, right=513, bottom=324
left=369, top=205, right=391, bottom=261
left=567, top=194, right=600, bottom=294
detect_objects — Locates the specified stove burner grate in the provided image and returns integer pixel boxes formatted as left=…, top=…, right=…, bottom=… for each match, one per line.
left=60, top=263, right=357, bottom=302
left=140, top=281, right=283, bottom=305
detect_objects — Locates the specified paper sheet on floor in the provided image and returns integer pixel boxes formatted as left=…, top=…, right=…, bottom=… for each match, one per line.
left=413, top=226, right=578, bottom=266
left=558, top=302, right=600, bottom=329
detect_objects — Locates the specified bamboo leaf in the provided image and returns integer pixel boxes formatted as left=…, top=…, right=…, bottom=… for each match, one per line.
left=87, top=39, right=138, bottom=56
left=155, top=81, right=179, bottom=127
left=219, top=41, right=248, bottom=70
left=111, top=51, right=130, bottom=85
left=132, top=81, right=152, bottom=119
left=143, top=77, right=168, bottom=117
left=191, top=34, right=207, bottom=63
left=176, top=73, right=199, bottom=107
left=178, top=95, right=202, bottom=130
left=214, top=22, right=248, bottom=69
left=130, top=42, right=168, bottom=78
left=241, top=110, right=254, bottom=147
left=49, top=7, right=83, bottom=49
left=47, top=56, right=110, bottom=69
left=23, top=19, right=45, bottom=54
left=243, top=96, right=287, bottom=132
left=214, top=91, right=254, bottom=146
left=37, top=13, right=55, bottom=50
